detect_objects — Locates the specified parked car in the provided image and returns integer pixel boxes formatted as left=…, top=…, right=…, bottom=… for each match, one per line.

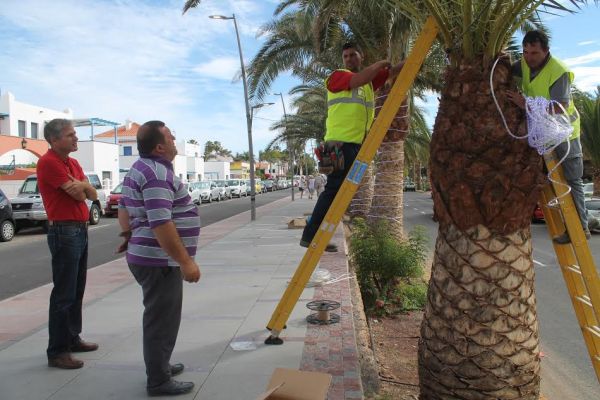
left=584, top=182, right=594, bottom=199
left=244, top=180, right=252, bottom=196
left=214, top=180, right=232, bottom=199
left=277, top=179, right=287, bottom=190
left=0, top=188, right=16, bottom=242
left=10, top=173, right=103, bottom=232
left=532, top=203, right=545, bottom=222
left=403, top=179, right=416, bottom=191
left=196, top=181, right=221, bottom=203
left=255, top=180, right=264, bottom=194
left=227, top=179, right=247, bottom=198
left=586, top=198, right=600, bottom=232
left=104, top=183, right=123, bottom=216
left=263, top=180, right=275, bottom=192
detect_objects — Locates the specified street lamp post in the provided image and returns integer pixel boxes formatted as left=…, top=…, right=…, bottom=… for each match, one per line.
left=273, top=92, right=294, bottom=201
left=209, top=13, right=258, bottom=220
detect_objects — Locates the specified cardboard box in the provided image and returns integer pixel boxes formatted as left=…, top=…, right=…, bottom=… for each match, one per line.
left=256, top=368, right=332, bottom=400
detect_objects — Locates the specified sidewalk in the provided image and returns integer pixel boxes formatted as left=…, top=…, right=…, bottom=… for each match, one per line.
left=0, top=196, right=364, bottom=400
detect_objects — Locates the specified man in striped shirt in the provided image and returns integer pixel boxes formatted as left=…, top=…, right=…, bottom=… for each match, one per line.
left=118, top=120, right=200, bottom=397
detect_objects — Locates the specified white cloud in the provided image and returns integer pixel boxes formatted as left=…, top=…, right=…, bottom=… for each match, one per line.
left=578, top=40, right=597, bottom=46
left=194, top=57, right=240, bottom=80
left=571, top=67, right=600, bottom=92
left=564, top=50, right=600, bottom=66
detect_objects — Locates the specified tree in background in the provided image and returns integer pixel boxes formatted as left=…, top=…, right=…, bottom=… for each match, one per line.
left=203, top=140, right=232, bottom=160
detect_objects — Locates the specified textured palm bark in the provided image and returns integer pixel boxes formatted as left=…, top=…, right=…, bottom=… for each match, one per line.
left=349, top=162, right=374, bottom=218
left=367, top=80, right=408, bottom=240
left=418, top=58, right=546, bottom=399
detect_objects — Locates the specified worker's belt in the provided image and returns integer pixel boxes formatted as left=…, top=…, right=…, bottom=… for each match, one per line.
left=315, top=141, right=344, bottom=175
left=48, top=220, right=89, bottom=227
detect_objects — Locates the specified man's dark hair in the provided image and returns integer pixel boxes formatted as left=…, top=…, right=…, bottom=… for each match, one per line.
left=342, top=42, right=362, bottom=55
left=523, top=30, right=549, bottom=50
left=137, top=120, right=166, bottom=156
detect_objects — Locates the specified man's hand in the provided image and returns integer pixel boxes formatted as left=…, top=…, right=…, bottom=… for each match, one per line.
left=506, top=90, right=526, bottom=109
left=180, top=259, right=201, bottom=283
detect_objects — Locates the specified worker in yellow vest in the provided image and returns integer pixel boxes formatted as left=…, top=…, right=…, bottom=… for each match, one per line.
left=507, top=30, right=590, bottom=244
left=300, top=42, right=403, bottom=252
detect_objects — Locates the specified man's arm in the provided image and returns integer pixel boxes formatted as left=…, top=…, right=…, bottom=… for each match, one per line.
left=349, top=60, right=391, bottom=89
left=152, top=222, right=200, bottom=283
left=61, top=175, right=98, bottom=201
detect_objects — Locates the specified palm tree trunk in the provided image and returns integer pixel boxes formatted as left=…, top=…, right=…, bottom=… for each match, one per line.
left=368, top=81, right=408, bottom=240
left=415, top=161, right=422, bottom=191
left=348, top=163, right=374, bottom=218
left=418, top=57, right=546, bottom=399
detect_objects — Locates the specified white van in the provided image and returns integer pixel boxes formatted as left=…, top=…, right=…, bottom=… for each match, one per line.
left=10, top=173, right=106, bottom=232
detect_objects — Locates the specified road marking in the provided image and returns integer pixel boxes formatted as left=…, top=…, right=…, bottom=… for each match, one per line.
left=421, top=211, right=426, bottom=214
left=533, top=259, right=548, bottom=267
left=413, top=208, right=419, bottom=211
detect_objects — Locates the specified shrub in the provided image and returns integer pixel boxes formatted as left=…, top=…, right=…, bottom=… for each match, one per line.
left=349, top=218, right=428, bottom=311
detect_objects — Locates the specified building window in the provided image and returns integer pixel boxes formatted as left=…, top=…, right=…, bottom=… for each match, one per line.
left=18, top=120, right=26, bottom=137
left=30, top=122, right=39, bottom=139
left=123, top=146, right=132, bottom=156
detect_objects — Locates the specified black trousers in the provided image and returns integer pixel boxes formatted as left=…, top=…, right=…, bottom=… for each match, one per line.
left=301, top=142, right=362, bottom=243
left=128, top=264, right=183, bottom=388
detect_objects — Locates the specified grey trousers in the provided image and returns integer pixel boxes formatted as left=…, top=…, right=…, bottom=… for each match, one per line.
left=129, top=264, right=183, bottom=388
left=554, top=137, right=588, bottom=231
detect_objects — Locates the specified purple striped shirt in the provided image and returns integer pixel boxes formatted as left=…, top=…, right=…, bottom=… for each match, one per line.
left=120, top=155, right=200, bottom=267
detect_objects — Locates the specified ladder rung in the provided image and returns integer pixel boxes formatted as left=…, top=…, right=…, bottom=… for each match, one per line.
left=586, top=325, right=600, bottom=339
left=576, top=295, right=593, bottom=308
left=566, top=265, right=582, bottom=275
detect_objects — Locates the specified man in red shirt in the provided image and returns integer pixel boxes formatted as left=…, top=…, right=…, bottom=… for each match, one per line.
left=37, top=119, right=99, bottom=369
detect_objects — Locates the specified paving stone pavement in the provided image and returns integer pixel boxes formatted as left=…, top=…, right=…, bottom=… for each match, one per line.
left=0, top=196, right=364, bottom=400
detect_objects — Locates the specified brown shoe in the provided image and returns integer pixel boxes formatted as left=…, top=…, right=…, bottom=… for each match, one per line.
left=48, top=353, right=84, bottom=369
left=71, top=339, right=98, bottom=352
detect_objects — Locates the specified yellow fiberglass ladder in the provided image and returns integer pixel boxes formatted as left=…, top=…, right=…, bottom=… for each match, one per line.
left=263, top=16, right=440, bottom=345
left=540, top=153, right=600, bottom=383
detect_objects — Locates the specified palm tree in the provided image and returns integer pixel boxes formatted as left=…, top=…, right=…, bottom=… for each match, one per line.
left=574, top=87, right=600, bottom=195
left=404, top=102, right=432, bottom=190
left=385, top=1, right=594, bottom=398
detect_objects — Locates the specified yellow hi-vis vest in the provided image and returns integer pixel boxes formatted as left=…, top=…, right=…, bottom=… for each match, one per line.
left=521, top=56, right=580, bottom=140
left=324, top=69, right=375, bottom=144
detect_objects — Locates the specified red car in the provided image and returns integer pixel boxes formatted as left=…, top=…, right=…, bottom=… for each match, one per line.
left=532, top=203, right=545, bottom=222
left=104, top=183, right=123, bottom=217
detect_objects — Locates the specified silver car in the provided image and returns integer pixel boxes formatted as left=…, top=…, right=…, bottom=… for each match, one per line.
left=214, top=180, right=232, bottom=200
left=195, top=181, right=221, bottom=203
left=227, top=179, right=247, bottom=198
left=586, top=198, right=600, bottom=232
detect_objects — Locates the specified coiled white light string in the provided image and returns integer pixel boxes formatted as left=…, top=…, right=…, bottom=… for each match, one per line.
left=490, top=57, right=573, bottom=206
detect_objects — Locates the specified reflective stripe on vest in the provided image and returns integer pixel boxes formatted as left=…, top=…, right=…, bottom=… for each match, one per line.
left=521, top=56, right=580, bottom=140
left=324, top=69, right=375, bottom=144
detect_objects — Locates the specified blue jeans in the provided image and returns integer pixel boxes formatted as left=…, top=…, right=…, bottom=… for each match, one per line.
left=46, top=224, right=89, bottom=358
left=555, top=137, right=588, bottom=231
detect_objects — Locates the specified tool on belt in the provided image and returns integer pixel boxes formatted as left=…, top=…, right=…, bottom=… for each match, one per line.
left=315, top=141, right=344, bottom=175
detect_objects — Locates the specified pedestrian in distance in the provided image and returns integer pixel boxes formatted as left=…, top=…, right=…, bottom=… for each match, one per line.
left=315, top=174, right=325, bottom=196
left=308, top=175, right=316, bottom=199
left=37, top=119, right=99, bottom=369
left=118, top=120, right=201, bottom=397
left=506, top=30, right=590, bottom=244
left=299, top=176, right=306, bottom=199
left=300, top=42, right=404, bottom=252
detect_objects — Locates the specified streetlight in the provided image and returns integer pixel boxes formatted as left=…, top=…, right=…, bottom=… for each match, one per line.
left=209, top=13, right=258, bottom=220
left=273, top=92, right=294, bottom=201
left=250, top=102, right=274, bottom=213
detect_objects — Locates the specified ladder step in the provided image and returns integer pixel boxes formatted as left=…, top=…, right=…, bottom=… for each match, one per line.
left=566, top=265, right=582, bottom=275
left=577, top=295, right=593, bottom=308
left=586, top=325, right=600, bottom=339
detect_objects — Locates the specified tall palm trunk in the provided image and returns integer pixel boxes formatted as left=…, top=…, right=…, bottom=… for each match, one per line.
left=418, top=58, right=546, bottom=399
left=348, top=163, right=374, bottom=218
left=368, top=80, right=408, bottom=240
left=415, top=161, right=422, bottom=191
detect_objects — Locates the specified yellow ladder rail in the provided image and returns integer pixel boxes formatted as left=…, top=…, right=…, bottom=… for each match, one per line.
left=540, top=153, right=600, bottom=382
left=265, top=16, right=439, bottom=343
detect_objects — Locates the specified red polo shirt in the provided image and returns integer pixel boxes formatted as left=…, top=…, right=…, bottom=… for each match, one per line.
left=37, top=149, right=89, bottom=222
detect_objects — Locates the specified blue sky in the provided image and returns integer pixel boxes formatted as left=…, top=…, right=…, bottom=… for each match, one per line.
left=1, top=1, right=599, bottom=155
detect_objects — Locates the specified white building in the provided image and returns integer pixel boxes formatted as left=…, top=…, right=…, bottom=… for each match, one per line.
left=95, top=122, right=204, bottom=183
left=205, top=155, right=232, bottom=181
left=0, top=91, right=119, bottom=194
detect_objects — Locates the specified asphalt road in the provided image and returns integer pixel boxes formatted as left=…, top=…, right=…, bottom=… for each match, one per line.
left=0, top=189, right=291, bottom=301
left=402, top=191, right=600, bottom=400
